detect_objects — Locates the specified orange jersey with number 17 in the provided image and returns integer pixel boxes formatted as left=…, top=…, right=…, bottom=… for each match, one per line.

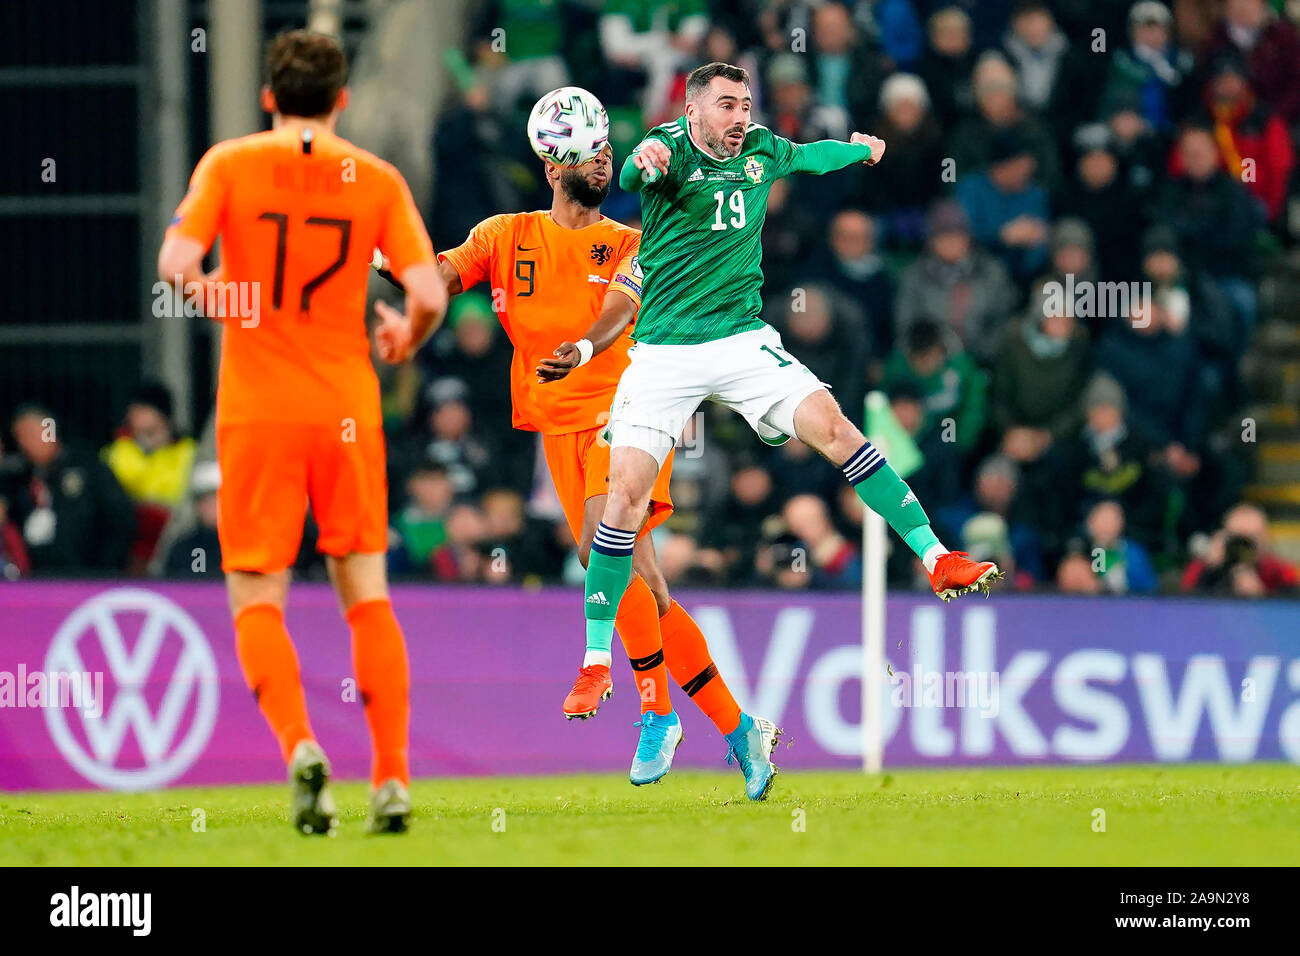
left=166, top=125, right=435, bottom=429
left=438, top=211, right=642, bottom=436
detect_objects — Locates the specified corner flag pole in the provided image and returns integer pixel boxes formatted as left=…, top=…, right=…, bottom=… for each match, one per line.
left=862, top=492, right=886, bottom=774
left=861, top=392, right=924, bottom=774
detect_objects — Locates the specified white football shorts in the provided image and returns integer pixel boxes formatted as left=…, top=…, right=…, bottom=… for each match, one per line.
left=606, top=324, right=829, bottom=467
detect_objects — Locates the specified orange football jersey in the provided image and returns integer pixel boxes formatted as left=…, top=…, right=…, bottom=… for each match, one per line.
left=166, top=125, right=435, bottom=428
left=439, top=211, right=642, bottom=435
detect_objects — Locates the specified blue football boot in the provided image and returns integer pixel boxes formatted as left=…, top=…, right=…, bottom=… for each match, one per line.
left=724, top=713, right=782, bottom=801
left=629, top=710, right=683, bottom=785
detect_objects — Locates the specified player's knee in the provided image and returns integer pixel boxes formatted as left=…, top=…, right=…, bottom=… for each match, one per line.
left=226, top=570, right=288, bottom=618
left=577, top=538, right=593, bottom=568
left=827, top=412, right=865, bottom=459
left=604, top=477, right=650, bottom=526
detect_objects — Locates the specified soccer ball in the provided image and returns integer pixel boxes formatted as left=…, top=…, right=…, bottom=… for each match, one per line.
left=526, top=87, right=609, bottom=167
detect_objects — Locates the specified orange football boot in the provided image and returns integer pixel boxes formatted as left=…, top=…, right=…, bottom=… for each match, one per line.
left=929, top=551, right=1004, bottom=602
left=563, top=664, right=613, bottom=719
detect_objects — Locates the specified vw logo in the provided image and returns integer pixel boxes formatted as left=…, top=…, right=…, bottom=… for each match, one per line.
left=43, top=587, right=219, bottom=791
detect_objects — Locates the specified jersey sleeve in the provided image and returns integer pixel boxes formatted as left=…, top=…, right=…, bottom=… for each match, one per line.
left=377, top=169, right=436, bottom=276
left=165, top=143, right=230, bottom=250
left=765, top=128, right=800, bottom=179
left=607, top=233, right=643, bottom=308
left=437, top=214, right=511, bottom=291
left=777, top=134, right=873, bottom=177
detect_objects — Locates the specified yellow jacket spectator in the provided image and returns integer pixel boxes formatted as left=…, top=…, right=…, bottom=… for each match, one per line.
left=101, top=381, right=196, bottom=507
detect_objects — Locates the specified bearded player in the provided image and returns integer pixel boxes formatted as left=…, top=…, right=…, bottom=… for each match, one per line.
left=379, top=95, right=780, bottom=798
left=555, top=64, right=1003, bottom=741
left=158, top=30, right=447, bottom=834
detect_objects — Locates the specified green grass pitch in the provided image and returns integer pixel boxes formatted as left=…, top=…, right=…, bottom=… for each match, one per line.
left=3, top=765, right=1297, bottom=866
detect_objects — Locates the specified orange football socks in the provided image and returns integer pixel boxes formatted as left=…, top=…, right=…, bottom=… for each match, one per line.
left=615, top=575, right=673, bottom=716
left=346, top=598, right=411, bottom=787
left=659, top=600, right=742, bottom=736
left=234, top=603, right=313, bottom=764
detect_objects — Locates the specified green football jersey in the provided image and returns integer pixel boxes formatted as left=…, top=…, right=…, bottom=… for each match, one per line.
left=623, top=116, right=871, bottom=345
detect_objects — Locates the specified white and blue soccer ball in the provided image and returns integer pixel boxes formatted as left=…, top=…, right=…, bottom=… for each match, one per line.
left=527, top=86, right=609, bottom=167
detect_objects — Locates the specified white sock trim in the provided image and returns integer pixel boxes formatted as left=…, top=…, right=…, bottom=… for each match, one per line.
left=922, top=544, right=946, bottom=574
left=583, top=650, right=613, bottom=668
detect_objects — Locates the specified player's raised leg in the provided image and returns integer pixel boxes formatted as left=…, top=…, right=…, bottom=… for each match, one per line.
left=790, top=388, right=1003, bottom=600
left=567, top=440, right=674, bottom=722
left=634, top=541, right=782, bottom=800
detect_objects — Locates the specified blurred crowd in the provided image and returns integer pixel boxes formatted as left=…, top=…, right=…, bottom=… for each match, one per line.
left=4, top=0, right=1300, bottom=598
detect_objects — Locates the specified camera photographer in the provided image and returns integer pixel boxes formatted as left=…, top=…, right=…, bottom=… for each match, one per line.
left=1181, top=503, right=1299, bottom=596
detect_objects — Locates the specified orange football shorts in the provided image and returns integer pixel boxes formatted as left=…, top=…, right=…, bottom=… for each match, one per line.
left=216, top=422, right=388, bottom=573
left=542, top=425, right=673, bottom=542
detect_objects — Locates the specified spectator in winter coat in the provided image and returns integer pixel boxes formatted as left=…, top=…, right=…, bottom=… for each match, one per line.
left=1001, top=0, right=1099, bottom=145
left=956, top=129, right=1052, bottom=283
left=806, top=0, right=892, bottom=130
left=1083, top=499, right=1159, bottom=593
left=1138, top=225, right=1238, bottom=387
left=1056, top=123, right=1148, bottom=283
left=1033, top=217, right=1103, bottom=335
left=1095, top=289, right=1212, bottom=456
left=1176, top=51, right=1295, bottom=223
left=855, top=72, right=946, bottom=246
left=880, top=318, right=988, bottom=458
left=1153, top=123, right=1264, bottom=337
left=1000, top=1, right=1071, bottom=114
left=772, top=285, right=870, bottom=421
left=0, top=435, right=32, bottom=578
left=101, top=381, right=196, bottom=509
left=1059, top=373, right=1172, bottom=554
left=895, top=200, right=1018, bottom=366
left=948, top=50, right=1062, bottom=191
left=991, top=285, right=1093, bottom=460
left=1204, top=0, right=1300, bottom=128
left=916, top=5, right=976, bottom=132
left=1098, top=1, right=1196, bottom=134
left=806, top=209, right=895, bottom=366
left=5, top=404, right=134, bottom=574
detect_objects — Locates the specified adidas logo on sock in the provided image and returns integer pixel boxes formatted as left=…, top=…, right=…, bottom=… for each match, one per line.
left=586, top=592, right=610, bottom=605
left=686, top=168, right=704, bottom=182
left=900, top=490, right=918, bottom=507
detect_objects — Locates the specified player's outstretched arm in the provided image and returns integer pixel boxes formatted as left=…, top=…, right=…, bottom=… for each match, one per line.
left=537, top=287, right=637, bottom=383
left=619, top=138, right=672, bottom=193
left=374, top=262, right=448, bottom=365
left=786, top=133, right=885, bottom=175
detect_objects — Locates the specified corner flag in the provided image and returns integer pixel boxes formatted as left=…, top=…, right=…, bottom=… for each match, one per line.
left=860, top=391, right=921, bottom=773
